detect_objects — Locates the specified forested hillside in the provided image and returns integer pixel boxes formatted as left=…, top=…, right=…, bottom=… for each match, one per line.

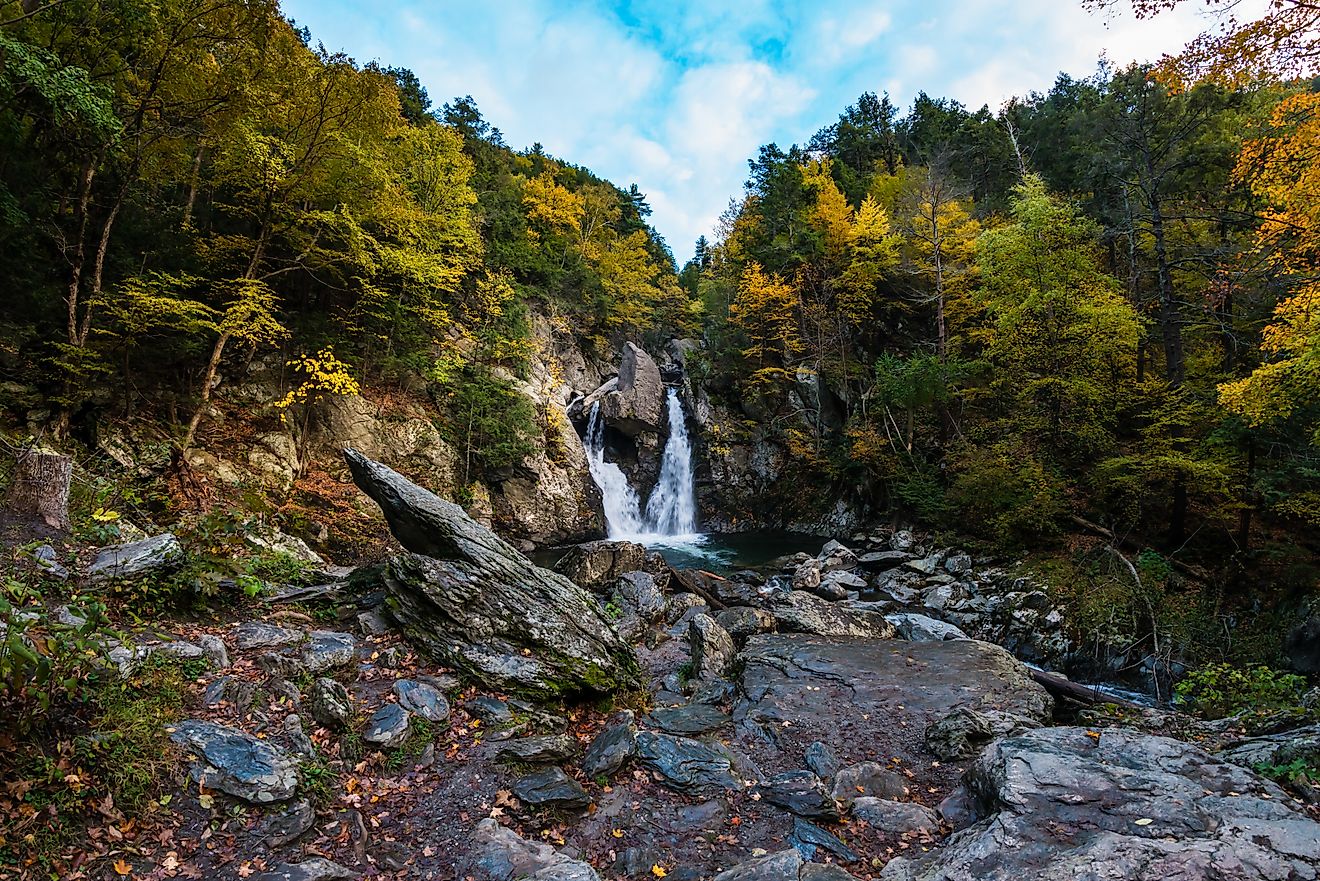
left=2, top=1, right=1320, bottom=876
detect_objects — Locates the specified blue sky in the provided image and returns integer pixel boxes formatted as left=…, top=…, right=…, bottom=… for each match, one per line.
left=283, top=0, right=1227, bottom=262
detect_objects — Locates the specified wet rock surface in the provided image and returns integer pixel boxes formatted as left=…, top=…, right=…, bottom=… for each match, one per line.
left=169, top=719, right=300, bottom=804
left=881, top=726, right=1320, bottom=880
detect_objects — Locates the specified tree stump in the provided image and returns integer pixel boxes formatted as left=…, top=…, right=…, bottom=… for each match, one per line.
left=6, top=448, right=72, bottom=530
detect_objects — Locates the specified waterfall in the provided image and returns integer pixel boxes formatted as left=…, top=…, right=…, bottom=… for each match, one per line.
left=644, top=390, right=698, bottom=536
left=582, top=388, right=698, bottom=540
left=584, top=402, right=646, bottom=537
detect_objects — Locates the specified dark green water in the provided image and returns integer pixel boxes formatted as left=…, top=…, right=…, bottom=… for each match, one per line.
left=534, top=530, right=824, bottom=574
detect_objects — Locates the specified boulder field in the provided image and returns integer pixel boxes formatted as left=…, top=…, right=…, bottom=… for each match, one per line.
left=147, top=451, right=1318, bottom=880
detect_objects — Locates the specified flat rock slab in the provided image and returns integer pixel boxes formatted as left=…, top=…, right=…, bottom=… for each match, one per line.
left=634, top=731, right=742, bottom=794
left=511, top=766, right=591, bottom=811
left=881, top=726, right=1320, bottom=881
left=496, top=734, right=581, bottom=765
left=647, top=703, right=731, bottom=736
left=735, top=635, right=1051, bottom=781
left=168, top=719, right=299, bottom=804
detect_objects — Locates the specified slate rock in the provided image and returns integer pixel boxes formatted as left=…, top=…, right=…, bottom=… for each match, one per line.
left=615, top=571, right=666, bottom=622
left=850, top=798, right=940, bottom=834
left=884, top=613, right=967, bottom=642
left=346, top=450, right=640, bottom=697
left=634, top=731, right=740, bottom=794
left=393, top=678, right=450, bottom=722
left=283, top=713, right=316, bottom=758
left=715, top=606, right=776, bottom=641
left=712, top=850, right=803, bottom=881
left=818, top=539, right=859, bottom=573
left=32, top=544, right=69, bottom=580
left=251, top=858, right=357, bottom=881
left=759, top=770, right=841, bottom=820
left=511, top=766, right=591, bottom=811
left=858, top=550, right=910, bottom=572
left=308, top=678, right=353, bottom=731
left=583, top=711, right=637, bottom=777
left=169, top=719, right=299, bottom=804
left=363, top=702, right=411, bottom=748
left=831, top=762, right=910, bottom=805
left=790, top=817, right=859, bottom=862
left=496, top=734, right=581, bottom=765
left=87, top=533, right=183, bottom=583
left=804, top=741, right=840, bottom=780
left=469, top=696, right=515, bottom=726
left=261, top=798, right=316, bottom=847
left=647, top=703, right=731, bottom=736
left=470, top=817, right=601, bottom=881
left=198, top=634, right=230, bottom=669
left=554, top=540, right=649, bottom=591
left=924, top=707, right=1039, bottom=761
left=236, top=622, right=303, bottom=651
left=688, top=613, right=735, bottom=681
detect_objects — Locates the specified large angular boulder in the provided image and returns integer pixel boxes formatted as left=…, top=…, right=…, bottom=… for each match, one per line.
left=345, top=450, right=641, bottom=697
left=592, top=342, right=664, bottom=436
left=880, top=726, right=1320, bottom=880
left=470, top=817, right=601, bottom=881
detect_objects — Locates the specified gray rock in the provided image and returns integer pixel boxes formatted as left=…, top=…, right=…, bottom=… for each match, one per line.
left=87, top=533, right=183, bottom=583
left=851, top=798, right=940, bottom=833
left=471, top=817, right=601, bottom=881
left=393, top=678, right=450, bottom=722
left=634, top=731, right=740, bottom=794
left=615, top=571, right=666, bottom=622
left=831, top=761, right=909, bottom=805
left=601, top=342, right=665, bottom=436
left=770, top=591, right=896, bottom=638
left=583, top=711, right=636, bottom=778
left=789, top=817, right=858, bottom=862
left=554, top=541, right=648, bottom=591
left=236, top=622, right=303, bottom=651
left=299, top=630, right=357, bottom=674
left=283, top=713, right=316, bottom=758
left=712, top=850, right=802, bottom=881
left=345, top=450, right=641, bottom=697
left=251, top=858, right=357, bottom=881
left=759, top=770, right=840, bottom=820
left=363, top=702, right=411, bottom=748
left=198, top=634, right=230, bottom=669
left=152, top=640, right=206, bottom=663
left=647, top=703, right=730, bottom=736
left=688, top=613, right=735, bottom=681
left=924, top=707, right=1039, bottom=760
left=791, top=558, right=823, bottom=592
left=818, top=539, right=858, bottom=573
left=943, top=552, right=972, bottom=574
left=356, top=609, right=391, bottom=635
left=308, top=678, right=353, bottom=730
left=804, top=741, right=840, bottom=780
left=903, top=554, right=942, bottom=576
left=884, top=613, right=967, bottom=642
left=800, top=866, right=859, bottom=881
left=890, top=530, right=916, bottom=552
left=496, top=734, right=580, bottom=764
left=469, top=697, right=515, bottom=726
left=1219, top=723, right=1320, bottom=775
left=858, top=550, right=910, bottom=572
left=711, top=608, right=765, bottom=641
left=511, top=766, right=591, bottom=811
left=261, top=798, right=316, bottom=847
left=881, top=726, right=1320, bottom=881
left=32, top=544, right=69, bottom=580
left=815, top=570, right=866, bottom=601
left=168, top=719, right=299, bottom=804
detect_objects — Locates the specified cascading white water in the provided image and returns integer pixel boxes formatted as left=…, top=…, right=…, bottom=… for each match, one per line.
left=584, top=401, right=646, bottom=537
left=644, top=390, right=698, bottom=536
left=582, top=388, right=698, bottom=541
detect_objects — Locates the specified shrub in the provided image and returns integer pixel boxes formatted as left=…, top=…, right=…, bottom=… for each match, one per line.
left=1174, top=662, right=1308, bottom=719
left=947, top=443, right=1065, bottom=548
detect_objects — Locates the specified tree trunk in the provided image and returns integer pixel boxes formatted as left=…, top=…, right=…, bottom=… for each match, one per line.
left=181, top=329, right=231, bottom=452
left=6, top=449, right=73, bottom=530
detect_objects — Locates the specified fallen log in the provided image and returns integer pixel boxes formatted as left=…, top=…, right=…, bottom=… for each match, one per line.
left=1030, top=667, right=1144, bottom=709
left=667, top=566, right=728, bottom=611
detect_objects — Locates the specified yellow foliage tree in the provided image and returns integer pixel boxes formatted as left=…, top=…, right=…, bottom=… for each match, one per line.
left=728, top=262, right=801, bottom=389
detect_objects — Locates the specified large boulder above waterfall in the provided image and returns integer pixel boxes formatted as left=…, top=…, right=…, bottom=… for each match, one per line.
left=584, top=343, right=665, bottom=436
left=344, top=449, right=642, bottom=696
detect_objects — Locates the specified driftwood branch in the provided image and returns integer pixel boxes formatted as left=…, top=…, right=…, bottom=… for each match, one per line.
left=1030, top=668, right=1143, bottom=709
left=1068, top=514, right=1212, bottom=584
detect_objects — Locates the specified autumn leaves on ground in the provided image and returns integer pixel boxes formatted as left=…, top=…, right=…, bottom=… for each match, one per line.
left=2, top=0, right=1320, bottom=879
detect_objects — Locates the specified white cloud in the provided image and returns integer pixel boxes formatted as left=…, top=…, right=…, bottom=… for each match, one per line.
left=282, top=0, right=1269, bottom=261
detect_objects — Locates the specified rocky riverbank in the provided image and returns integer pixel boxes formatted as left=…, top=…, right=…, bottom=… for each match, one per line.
left=54, top=450, right=1306, bottom=881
